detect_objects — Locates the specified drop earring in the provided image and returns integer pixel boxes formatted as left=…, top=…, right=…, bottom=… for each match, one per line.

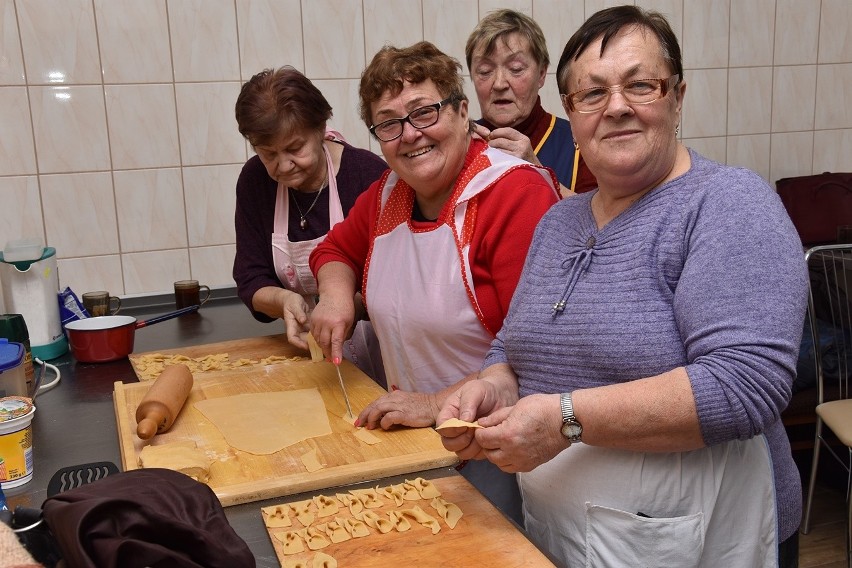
left=675, top=125, right=680, bottom=136
left=573, top=141, right=579, bottom=150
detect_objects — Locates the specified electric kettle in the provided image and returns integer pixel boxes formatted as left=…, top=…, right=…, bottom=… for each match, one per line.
left=0, top=239, right=68, bottom=360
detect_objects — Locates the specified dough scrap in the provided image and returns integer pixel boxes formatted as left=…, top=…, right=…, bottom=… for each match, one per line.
left=301, top=449, right=324, bottom=473
left=194, top=389, right=332, bottom=454
left=262, top=504, right=292, bottom=528
left=353, top=428, right=381, bottom=445
left=306, top=333, right=324, bottom=362
left=435, top=418, right=483, bottom=430
left=138, top=440, right=212, bottom=483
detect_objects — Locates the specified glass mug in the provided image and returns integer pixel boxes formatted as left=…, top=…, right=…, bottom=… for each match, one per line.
left=174, top=280, right=211, bottom=309
left=82, top=291, right=121, bottom=317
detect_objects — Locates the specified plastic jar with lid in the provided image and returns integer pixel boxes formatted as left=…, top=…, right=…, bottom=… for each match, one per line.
left=0, top=339, right=26, bottom=398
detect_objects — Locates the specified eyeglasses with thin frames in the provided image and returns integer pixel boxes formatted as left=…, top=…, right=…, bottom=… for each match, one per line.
left=369, top=97, right=458, bottom=142
left=561, top=74, right=680, bottom=114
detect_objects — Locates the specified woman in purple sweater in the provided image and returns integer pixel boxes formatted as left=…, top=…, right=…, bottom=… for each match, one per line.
left=438, top=7, right=807, bottom=567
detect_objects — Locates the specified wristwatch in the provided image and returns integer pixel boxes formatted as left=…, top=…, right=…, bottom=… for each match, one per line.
left=560, top=392, right=583, bottom=443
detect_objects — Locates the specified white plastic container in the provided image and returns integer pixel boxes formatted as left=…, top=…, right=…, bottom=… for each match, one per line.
left=0, top=396, right=36, bottom=488
left=0, top=247, right=68, bottom=360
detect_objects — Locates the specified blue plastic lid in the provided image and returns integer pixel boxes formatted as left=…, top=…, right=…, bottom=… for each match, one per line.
left=0, top=339, right=24, bottom=372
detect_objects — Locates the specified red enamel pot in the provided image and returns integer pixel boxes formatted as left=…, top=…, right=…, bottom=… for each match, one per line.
left=64, top=306, right=199, bottom=363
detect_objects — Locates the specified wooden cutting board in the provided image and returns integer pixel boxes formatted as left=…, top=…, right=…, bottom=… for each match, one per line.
left=113, top=334, right=458, bottom=507
left=264, top=475, right=556, bottom=568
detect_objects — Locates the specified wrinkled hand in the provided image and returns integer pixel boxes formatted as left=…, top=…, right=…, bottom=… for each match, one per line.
left=356, top=389, right=439, bottom=430
left=435, top=380, right=502, bottom=461
left=472, top=123, right=540, bottom=166
left=281, top=291, right=311, bottom=350
left=309, top=294, right=355, bottom=363
left=475, top=393, right=569, bottom=473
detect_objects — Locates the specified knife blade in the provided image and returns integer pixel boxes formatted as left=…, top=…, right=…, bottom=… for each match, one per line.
left=333, top=357, right=354, bottom=419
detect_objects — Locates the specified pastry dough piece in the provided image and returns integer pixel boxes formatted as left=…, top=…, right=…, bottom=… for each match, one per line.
left=356, top=511, right=395, bottom=534
left=301, top=449, right=324, bottom=473
left=261, top=504, right=292, bottom=528
left=303, top=526, right=330, bottom=550
left=306, top=332, right=324, bottom=362
left=291, top=499, right=317, bottom=527
left=406, top=477, right=442, bottom=499
left=336, top=493, right=363, bottom=515
left=430, top=497, right=463, bottom=529
left=283, top=559, right=308, bottom=568
left=378, top=483, right=406, bottom=506
left=353, top=428, right=381, bottom=445
left=322, top=520, right=351, bottom=543
left=400, top=483, right=420, bottom=502
left=435, top=418, right=483, bottom=430
left=274, top=530, right=305, bottom=555
left=349, top=487, right=383, bottom=509
left=138, top=440, right=212, bottom=483
left=339, top=517, right=370, bottom=538
left=194, top=389, right=332, bottom=455
left=313, top=552, right=337, bottom=568
left=388, top=510, right=411, bottom=532
left=399, top=506, right=441, bottom=534
left=313, top=494, right=339, bottom=517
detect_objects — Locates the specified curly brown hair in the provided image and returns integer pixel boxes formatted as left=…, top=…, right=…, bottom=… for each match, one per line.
left=358, top=41, right=467, bottom=129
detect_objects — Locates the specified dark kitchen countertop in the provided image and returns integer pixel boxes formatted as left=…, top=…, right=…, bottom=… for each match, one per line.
left=3, top=293, right=456, bottom=567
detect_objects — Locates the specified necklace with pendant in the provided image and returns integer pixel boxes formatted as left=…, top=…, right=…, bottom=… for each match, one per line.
left=290, top=182, right=326, bottom=230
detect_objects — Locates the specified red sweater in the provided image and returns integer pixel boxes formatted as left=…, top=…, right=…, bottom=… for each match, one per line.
left=309, top=139, right=559, bottom=335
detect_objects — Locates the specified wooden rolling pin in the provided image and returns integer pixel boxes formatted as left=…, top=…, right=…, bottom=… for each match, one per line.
left=135, top=364, right=194, bottom=440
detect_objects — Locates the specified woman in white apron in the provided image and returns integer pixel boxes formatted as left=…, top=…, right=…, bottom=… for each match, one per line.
left=437, top=7, right=807, bottom=567
left=308, top=43, right=559, bottom=525
left=234, top=67, right=388, bottom=383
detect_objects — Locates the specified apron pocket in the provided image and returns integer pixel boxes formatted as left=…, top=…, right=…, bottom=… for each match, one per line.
left=585, top=503, right=704, bottom=568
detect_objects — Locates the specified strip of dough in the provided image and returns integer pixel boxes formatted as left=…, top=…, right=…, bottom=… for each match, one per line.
left=435, top=418, right=483, bottom=430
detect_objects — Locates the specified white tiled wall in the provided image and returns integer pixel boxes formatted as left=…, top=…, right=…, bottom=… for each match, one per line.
left=1, top=0, right=850, bottom=297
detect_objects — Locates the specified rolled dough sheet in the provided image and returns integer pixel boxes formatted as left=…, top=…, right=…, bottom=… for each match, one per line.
left=194, top=389, right=332, bottom=454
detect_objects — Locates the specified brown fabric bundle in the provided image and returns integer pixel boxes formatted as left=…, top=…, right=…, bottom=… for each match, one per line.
left=41, top=468, right=255, bottom=568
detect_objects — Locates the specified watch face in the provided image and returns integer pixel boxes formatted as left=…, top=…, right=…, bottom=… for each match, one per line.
left=561, top=420, right=582, bottom=440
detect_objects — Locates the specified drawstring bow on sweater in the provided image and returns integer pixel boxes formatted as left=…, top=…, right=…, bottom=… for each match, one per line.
left=552, top=237, right=595, bottom=316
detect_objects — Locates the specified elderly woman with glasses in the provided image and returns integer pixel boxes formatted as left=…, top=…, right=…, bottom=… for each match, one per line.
left=466, top=9, right=596, bottom=196
left=437, top=6, right=808, bottom=567
left=309, top=41, right=559, bottom=523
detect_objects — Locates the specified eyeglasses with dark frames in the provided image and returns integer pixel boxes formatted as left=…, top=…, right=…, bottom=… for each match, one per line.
left=561, top=74, right=680, bottom=113
left=369, top=97, right=458, bottom=142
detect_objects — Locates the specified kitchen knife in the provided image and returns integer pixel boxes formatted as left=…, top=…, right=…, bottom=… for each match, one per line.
left=333, top=357, right=354, bottom=419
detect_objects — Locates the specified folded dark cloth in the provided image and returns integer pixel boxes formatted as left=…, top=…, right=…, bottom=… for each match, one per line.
left=41, top=468, right=255, bottom=568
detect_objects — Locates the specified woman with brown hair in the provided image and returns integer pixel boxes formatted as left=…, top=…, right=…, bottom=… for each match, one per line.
left=233, top=67, right=387, bottom=382
left=308, top=41, right=559, bottom=523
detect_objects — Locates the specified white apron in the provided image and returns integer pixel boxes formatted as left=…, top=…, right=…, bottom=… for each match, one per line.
left=271, top=142, right=342, bottom=298
left=519, top=436, right=778, bottom=567
left=363, top=147, right=557, bottom=523
left=270, top=139, right=385, bottom=386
